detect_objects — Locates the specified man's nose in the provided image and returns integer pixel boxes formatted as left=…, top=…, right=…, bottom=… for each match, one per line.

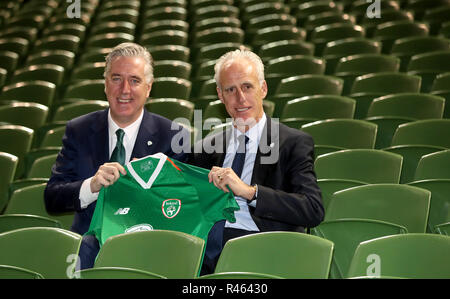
left=121, top=79, right=131, bottom=93
left=236, top=87, right=246, bottom=102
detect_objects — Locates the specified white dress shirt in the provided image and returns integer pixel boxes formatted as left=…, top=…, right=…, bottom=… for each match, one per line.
left=79, top=109, right=144, bottom=209
left=222, top=113, right=267, bottom=231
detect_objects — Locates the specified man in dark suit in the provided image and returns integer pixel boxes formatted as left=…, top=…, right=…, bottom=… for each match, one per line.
left=189, top=49, right=324, bottom=273
left=44, top=43, right=188, bottom=269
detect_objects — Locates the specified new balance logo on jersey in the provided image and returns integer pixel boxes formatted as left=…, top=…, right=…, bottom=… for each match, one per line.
left=114, top=207, right=130, bottom=215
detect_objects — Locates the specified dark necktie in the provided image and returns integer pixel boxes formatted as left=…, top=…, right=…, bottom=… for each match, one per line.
left=231, top=134, right=249, bottom=178
left=110, top=128, right=125, bottom=165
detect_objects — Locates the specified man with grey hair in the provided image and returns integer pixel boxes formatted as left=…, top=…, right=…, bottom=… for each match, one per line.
left=45, top=42, right=189, bottom=269
left=189, top=49, right=323, bottom=274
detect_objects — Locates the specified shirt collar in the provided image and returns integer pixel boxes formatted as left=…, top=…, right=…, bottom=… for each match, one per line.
left=232, top=113, right=267, bottom=146
left=108, top=109, right=144, bottom=141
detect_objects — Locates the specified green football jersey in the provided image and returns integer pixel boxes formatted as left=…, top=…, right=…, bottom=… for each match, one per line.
left=86, top=153, right=239, bottom=249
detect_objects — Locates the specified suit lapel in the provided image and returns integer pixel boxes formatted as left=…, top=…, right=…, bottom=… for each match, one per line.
left=251, top=118, right=278, bottom=185
left=89, top=109, right=109, bottom=167
left=131, top=110, right=158, bottom=160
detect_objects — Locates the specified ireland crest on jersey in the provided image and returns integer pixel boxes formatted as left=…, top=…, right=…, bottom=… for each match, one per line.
left=162, top=199, right=181, bottom=219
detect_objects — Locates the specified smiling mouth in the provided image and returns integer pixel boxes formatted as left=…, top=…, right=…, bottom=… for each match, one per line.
left=118, top=98, right=131, bottom=103
left=236, top=107, right=250, bottom=112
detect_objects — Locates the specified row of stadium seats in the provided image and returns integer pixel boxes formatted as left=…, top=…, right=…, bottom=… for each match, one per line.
left=0, top=0, right=449, bottom=279
left=0, top=226, right=449, bottom=279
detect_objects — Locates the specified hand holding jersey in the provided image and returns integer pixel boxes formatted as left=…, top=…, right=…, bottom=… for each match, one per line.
left=208, top=166, right=256, bottom=200
left=90, top=162, right=126, bottom=193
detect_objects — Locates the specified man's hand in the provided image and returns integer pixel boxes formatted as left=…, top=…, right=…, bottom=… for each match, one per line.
left=208, top=166, right=256, bottom=200
left=90, top=162, right=126, bottom=193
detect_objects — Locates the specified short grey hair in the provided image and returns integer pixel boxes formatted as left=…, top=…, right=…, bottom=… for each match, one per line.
left=214, top=48, right=265, bottom=90
left=104, top=42, right=154, bottom=83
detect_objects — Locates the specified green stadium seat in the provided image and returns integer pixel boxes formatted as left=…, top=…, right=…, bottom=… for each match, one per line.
left=326, top=184, right=431, bottom=233
left=94, top=230, right=204, bottom=278
left=347, top=234, right=450, bottom=278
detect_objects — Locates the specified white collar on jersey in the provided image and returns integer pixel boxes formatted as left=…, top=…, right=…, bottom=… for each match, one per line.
left=125, top=153, right=168, bottom=189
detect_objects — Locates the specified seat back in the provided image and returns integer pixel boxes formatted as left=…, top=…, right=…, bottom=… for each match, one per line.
left=0, top=102, right=49, bottom=130
left=366, top=93, right=445, bottom=119
left=311, top=219, right=407, bottom=278
left=94, top=230, right=205, bottom=278
left=347, top=234, right=450, bottom=278
left=391, top=119, right=450, bottom=148
left=0, top=152, right=18, bottom=211
left=0, top=214, right=61, bottom=234
left=0, top=125, right=34, bottom=179
left=5, top=183, right=74, bottom=231
left=315, top=149, right=403, bottom=184
left=301, top=119, right=378, bottom=150
left=0, top=227, right=82, bottom=279
left=326, top=184, right=431, bottom=233
left=414, top=149, right=450, bottom=180
left=214, top=232, right=334, bottom=279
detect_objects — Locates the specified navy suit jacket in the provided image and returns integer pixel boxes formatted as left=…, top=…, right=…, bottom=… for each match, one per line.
left=44, top=108, right=188, bottom=235
left=188, top=117, right=324, bottom=233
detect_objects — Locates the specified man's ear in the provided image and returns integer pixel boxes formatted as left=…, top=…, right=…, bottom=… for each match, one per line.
left=261, top=80, right=268, bottom=99
left=217, top=87, right=224, bottom=104
left=146, top=81, right=153, bottom=98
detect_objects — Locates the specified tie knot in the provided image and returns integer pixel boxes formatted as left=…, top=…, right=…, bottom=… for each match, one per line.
left=116, top=129, right=125, bottom=143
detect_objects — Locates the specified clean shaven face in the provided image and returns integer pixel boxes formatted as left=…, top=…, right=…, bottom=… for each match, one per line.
left=105, top=56, right=152, bottom=127
left=217, top=58, right=267, bottom=131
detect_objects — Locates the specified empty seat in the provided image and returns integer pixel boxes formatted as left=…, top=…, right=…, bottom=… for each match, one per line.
left=314, top=149, right=403, bottom=184
left=0, top=214, right=61, bottom=234
left=360, top=9, right=414, bottom=38
left=0, top=102, right=48, bottom=130
left=153, top=60, right=191, bottom=79
left=326, top=184, right=431, bottom=233
left=11, top=64, right=65, bottom=86
left=372, top=20, right=429, bottom=54
left=0, top=227, right=82, bottom=279
left=147, top=45, right=190, bottom=62
left=270, top=74, right=343, bottom=117
left=430, top=72, right=450, bottom=119
left=52, top=101, right=109, bottom=122
left=365, top=93, right=445, bottom=149
left=265, top=55, right=326, bottom=96
left=322, top=38, right=381, bottom=74
left=281, top=95, right=355, bottom=128
left=251, top=25, right=306, bottom=52
left=390, top=119, right=450, bottom=148
left=4, top=183, right=74, bottom=231
left=334, top=54, right=400, bottom=95
left=301, top=119, right=378, bottom=156
left=149, top=77, right=191, bottom=100
left=0, top=152, right=18, bottom=212
left=407, top=50, right=450, bottom=92
left=0, top=80, right=56, bottom=107
left=258, top=39, right=315, bottom=63
left=310, top=23, right=365, bottom=56
left=349, top=72, right=422, bottom=119
left=213, top=232, right=334, bottom=279
left=140, top=30, right=188, bottom=47
left=311, top=218, right=407, bottom=278
left=145, top=98, right=194, bottom=123
left=94, top=230, right=204, bottom=278
left=63, top=80, right=107, bottom=101
left=347, top=234, right=450, bottom=278
left=390, top=36, right=450, bottom=71
left=0, top=125, right=34, bottom=179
